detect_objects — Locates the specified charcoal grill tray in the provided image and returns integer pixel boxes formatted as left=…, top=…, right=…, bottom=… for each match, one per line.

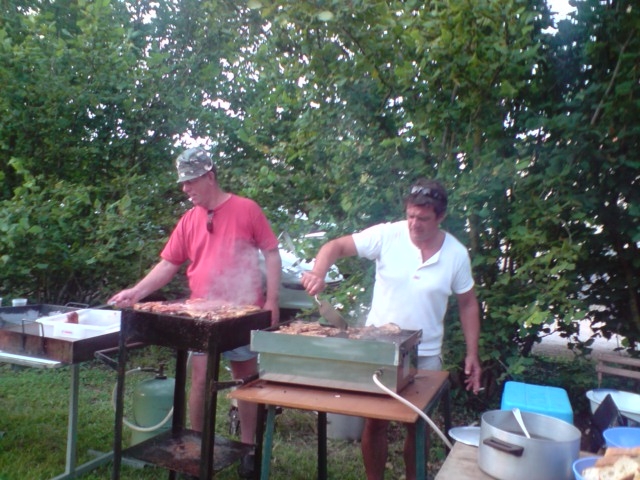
left=122, top=308, right=271, bottom=352
left=0, top=304, right=118, bottom=364
left=123, top=430, right=253, bottom=477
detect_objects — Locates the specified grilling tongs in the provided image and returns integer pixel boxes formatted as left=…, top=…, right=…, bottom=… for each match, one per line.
left=314, top=295, right=348, bottom=331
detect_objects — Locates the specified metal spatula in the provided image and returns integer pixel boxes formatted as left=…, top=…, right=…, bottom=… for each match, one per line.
left=315, top=295, right=348, bottom=331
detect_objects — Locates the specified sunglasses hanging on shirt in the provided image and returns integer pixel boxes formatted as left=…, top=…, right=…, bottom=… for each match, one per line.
left=206, top=210, right=214, bottom=233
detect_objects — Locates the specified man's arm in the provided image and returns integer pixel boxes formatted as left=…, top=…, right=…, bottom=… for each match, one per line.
left=262, top=247, right=282, bottom=325
left=109, top=259, right=181, bottom=307
left=457, top=288, right=482, bottom=393
left=301, top=235, right=358, bottom=296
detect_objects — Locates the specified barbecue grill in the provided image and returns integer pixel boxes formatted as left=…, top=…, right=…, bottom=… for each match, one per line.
left=252, top=320, right=421, bottom=394
left=111, top=306, right=271, bottom=480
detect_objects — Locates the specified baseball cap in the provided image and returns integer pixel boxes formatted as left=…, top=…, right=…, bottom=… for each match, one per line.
left=175, top=147, right=214, bottom=183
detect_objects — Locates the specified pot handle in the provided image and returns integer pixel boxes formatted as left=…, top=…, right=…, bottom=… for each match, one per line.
left=482, top=437, right=524, bottom=457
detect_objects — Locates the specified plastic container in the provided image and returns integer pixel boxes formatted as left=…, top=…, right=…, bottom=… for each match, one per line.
left=501, top=381, right=574, bottom=424
left=572, top=456, right=601, bottom=480
left=603, top=426, right=640, bottom=448
left=37, top=309, right=120, bottom=339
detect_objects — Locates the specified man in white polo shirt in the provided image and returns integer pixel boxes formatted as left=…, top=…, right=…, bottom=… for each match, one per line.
left=301, top=178, right=481, bottom=480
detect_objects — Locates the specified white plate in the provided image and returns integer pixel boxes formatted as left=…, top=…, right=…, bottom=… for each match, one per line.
left=448, top=426, right=481, bottom=447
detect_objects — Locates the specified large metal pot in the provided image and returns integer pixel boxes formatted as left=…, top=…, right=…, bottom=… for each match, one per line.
left=478, top=410, right=581, bottom=480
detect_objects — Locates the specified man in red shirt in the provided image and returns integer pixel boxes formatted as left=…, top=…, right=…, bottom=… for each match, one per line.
left=110, top=147, right=281, bottom=477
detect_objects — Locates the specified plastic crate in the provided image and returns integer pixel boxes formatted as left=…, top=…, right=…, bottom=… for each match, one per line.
left=501, top=381, right=574, bottom=424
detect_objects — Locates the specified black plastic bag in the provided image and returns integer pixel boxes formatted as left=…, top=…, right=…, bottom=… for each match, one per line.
left=586, top=394, right=627, bottom=452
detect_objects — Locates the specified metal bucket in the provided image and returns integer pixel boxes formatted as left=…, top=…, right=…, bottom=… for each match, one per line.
left=327, top=414, right=364, bottom=441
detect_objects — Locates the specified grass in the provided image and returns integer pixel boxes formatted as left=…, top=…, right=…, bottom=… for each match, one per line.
left=2, top=343, right=624, bottom=480
left=0, top=346, right=453, bottom=480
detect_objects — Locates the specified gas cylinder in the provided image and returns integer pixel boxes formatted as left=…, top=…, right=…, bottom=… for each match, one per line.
left=130, top=365, right=175, bottom=445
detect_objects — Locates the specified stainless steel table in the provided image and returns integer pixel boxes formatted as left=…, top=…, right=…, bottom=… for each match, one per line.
left=0, top=351, right=113, bottom=480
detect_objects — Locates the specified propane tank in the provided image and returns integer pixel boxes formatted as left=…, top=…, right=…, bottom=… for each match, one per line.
left=130, top=365, right=175, bottom=445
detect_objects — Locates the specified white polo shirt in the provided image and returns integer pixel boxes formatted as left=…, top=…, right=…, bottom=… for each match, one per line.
left=352, top=220, right=474, bottom=357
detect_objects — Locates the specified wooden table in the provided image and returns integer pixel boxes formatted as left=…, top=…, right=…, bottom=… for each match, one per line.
left=435, top=442, right=491, bottom=480
left=229, top=370, right=451, bottom=480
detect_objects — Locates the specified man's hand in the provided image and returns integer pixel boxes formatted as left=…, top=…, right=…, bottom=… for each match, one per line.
left=301, top=236, right=356, bottom=297
left=263, top=298, right=280, bottom=326
left=108, top=288, right=141, bottom=308
left=108, top=260, right=180, bottom=308
left=464, top=354, right=482, bottom=394
left=301, top=271, right=326, bottom=297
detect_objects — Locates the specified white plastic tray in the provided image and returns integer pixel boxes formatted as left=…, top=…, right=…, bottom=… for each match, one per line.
left=36, top=309, right=120, bottom=339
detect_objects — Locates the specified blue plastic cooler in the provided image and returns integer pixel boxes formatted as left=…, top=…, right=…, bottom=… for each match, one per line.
left=501, top=381, right=573, bottom=424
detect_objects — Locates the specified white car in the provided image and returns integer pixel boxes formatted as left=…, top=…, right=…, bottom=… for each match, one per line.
left=278, top=248, right=343, bottom=311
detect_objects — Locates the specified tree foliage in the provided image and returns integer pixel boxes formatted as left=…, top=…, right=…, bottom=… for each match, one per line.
left=1, top=0, right=638, bottom=392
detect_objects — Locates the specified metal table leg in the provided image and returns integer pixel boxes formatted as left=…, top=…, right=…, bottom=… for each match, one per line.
left=415, top=417, right=427, bottom=480
left=67, top=364, right=79, bottom=475
left=317, top=412, right=327, bottom=480
left=172, top=349, right=188, bottom=431
left=442, top=382, right=452, bottom=442
left=260, top=406, right=278, bottom=480
left=254, top=404, right=265, bottom=480
left=415, top=378, right=452, bottom=480
left=200, top=347, right=220, bottom=479
left=49, top=364, right=114, bottom=480
left=111, top=318, right=129, bottom=480
left=170, top=349, right=188, bottom=480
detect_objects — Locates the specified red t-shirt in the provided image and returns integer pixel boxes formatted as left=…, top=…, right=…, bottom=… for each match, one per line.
left=161, top=195, right=278, bottom=306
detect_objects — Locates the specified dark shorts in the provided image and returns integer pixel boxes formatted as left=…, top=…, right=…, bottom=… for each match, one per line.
left=222, top=345, right=257, bottom=362
left=417, top=355, right=442, bottom=370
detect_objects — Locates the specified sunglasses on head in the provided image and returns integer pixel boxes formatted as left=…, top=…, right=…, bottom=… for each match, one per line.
left=206, top=210, right=214, bottom=233
left=410, top=186, right=445, bottom=201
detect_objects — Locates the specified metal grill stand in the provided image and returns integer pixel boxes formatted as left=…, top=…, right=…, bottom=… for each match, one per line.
left=111, top=308, right=271, bottom=480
